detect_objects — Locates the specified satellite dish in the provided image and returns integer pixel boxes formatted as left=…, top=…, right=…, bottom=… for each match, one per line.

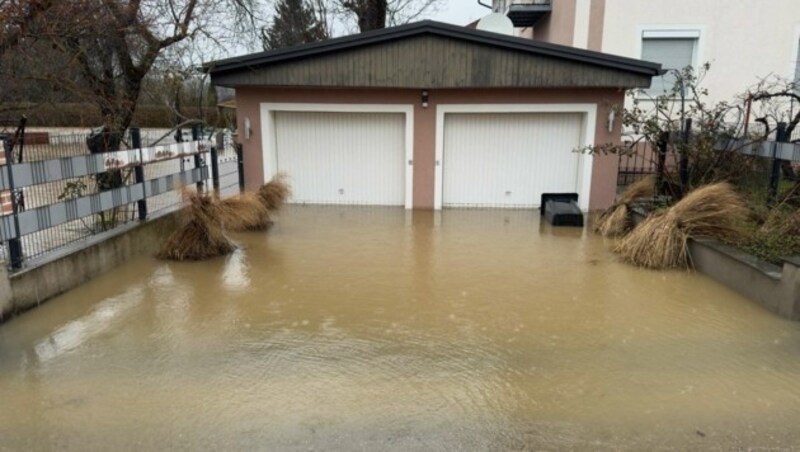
left=476, top=13, right=514, bottom=36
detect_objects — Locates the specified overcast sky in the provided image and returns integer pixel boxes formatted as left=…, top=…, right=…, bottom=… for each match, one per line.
left=428, top=1, right=492, bottom=26
left=227, top=1, right=495, bottom=56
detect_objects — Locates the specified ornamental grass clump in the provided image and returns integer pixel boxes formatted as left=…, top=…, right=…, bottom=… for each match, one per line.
left=593, top=175, right=656, bottom=237
left=615, top=182, right=748, bottom=269
left=218, top=192, right=273, bottom=231
left=156, top=190, right=236, bottom=261
left=258, top=173, right=291, bottom=211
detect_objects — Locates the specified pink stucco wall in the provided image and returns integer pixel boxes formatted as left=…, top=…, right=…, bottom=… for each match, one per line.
left=235, top=87, right=625, bottom=210
left=532, top=0, right=577, bottom=46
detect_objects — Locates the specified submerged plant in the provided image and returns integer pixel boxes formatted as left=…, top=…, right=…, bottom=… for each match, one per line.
left=258, top=173, right=292, bottom=211
left=593, top=175, right=656, bottom=237
left=219, top=192, right=273, bottom=231
left=157, top=189, right=236, bottom=261
left=615, top=183, right=748, bottom=269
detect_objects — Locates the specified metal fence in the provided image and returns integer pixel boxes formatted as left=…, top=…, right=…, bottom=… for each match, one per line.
left=0, top=126, right=242, bottom=271
left=617, top=120, right=800, bottom=202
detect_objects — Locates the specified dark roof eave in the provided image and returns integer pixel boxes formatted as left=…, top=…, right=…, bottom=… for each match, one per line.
left=203, top=20, right=662, bottom=78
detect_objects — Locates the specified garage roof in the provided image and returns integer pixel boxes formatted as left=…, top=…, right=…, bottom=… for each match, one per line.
left=205, top=20, right=661, bottom=89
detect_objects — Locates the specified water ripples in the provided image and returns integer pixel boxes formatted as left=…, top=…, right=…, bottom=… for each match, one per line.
left=1, top=206, right=800, bottom=449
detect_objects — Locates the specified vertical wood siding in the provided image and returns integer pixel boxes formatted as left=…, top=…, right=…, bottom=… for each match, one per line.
left=214, top=35, right=651, bottom=89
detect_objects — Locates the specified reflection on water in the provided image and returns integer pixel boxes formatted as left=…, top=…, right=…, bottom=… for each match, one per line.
left=1, top=206, right=800, bottom=450
left=33, top=286, right=144, bottom=363
left=221, top=248, right=251, bottom=291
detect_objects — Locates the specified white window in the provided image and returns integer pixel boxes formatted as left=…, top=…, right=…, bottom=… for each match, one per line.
left=641, top=30, right=700, bottom=97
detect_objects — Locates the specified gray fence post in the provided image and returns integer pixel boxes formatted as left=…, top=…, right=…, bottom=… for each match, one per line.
left=769, top=122, right=788, bottom=206
left=210, top=133, right=221, bottom=195
left=679, top=118, right=692, bottom=196
left=655, top=132, right=668, bottom=197
left=2, top=137, right=23, bottom=270
left=236, top=143, right=245, bottom=192
left=191, top=125, right=204, bottom=193
left=130, top=128, right=147, bottom=221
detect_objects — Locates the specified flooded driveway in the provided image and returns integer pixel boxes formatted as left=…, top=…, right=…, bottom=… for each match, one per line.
left=1, top=206, right=800, bottom=450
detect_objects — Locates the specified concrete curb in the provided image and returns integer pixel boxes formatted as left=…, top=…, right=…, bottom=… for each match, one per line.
left=1, top=210, right=181, bottom=322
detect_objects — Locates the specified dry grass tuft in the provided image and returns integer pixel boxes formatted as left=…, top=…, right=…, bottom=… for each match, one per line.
left=615, top=182, right=748, bottom=269
left=782, top=210, right=800, bottom=236
left=762, top=208, right=800, bottom=236
left=219, top=192, right=273, bottom=231
left=156, top=190, right=236, bottom=261
left=258, top=173, right=292, bottom=211
left=593, top=176, right=656, bottom=237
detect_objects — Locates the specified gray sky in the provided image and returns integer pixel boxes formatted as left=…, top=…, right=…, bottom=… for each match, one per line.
left=428, top=1, right=492, bottom=26
left=228, top=0, right=494, bottom=55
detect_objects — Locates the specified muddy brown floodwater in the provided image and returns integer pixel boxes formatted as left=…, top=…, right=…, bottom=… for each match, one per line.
left=1, top=206, right=800, bottom=451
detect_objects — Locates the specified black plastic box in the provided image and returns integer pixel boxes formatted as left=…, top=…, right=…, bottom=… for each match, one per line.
left=540, top=193, right=584, bottom=227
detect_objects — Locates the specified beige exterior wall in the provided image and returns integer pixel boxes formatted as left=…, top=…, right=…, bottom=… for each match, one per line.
left=600, top=0, right=800, bottom=104
left=520, top=0, right=800, bottom=104
left=235, top=87, right=625, bottom=211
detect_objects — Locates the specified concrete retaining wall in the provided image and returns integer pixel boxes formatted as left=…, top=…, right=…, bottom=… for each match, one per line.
left=689, top=240, right=800, bottom=320
left=1, top=211, right=180, bottom=321
left=0, top=264, right=11, bottom=316
left=631, top=207, right=800, bottom=320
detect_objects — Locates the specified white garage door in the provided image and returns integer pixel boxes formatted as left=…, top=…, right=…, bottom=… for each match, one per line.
left=442, top=113, right=583, bottom=208
left=274, top=111, right=406, bottom=206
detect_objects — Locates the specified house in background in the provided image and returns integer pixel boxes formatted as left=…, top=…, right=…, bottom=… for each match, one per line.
left=0, top=152, right=9, bottom=215
left=205, top=21, right=660, bottom=211
left=492, top=0, right=800, bottom=103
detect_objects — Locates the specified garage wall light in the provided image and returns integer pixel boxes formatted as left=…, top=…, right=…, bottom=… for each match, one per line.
left=244, top=117, right=252, bottom=140
left=421, top=91, right=429, bottom=108
left=607, top=107, right=616, bottom=133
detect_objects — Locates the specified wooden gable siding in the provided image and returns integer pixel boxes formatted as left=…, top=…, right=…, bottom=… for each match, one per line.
left=212, top=35, right=651, bottom=89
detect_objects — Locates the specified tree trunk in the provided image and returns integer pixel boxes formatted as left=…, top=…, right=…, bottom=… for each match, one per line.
left=349, top=0, right=386, bottom=32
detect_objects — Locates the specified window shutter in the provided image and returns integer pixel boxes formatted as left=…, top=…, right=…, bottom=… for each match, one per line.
left=641, top=38, right=696, bottom=96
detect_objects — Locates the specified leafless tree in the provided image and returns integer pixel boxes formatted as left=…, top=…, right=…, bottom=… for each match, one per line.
left=0, top=0, right=54, bottom=57
left=13, top=0, right=260, bottom=150
left=337, top=0, right=442, bottom=32
left=748, top=75, right=800, bottom=181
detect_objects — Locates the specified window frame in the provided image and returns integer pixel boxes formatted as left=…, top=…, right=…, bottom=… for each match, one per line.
left=635, top=25, right=705, bottom=100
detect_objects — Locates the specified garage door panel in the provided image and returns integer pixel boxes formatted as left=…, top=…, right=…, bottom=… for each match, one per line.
left=275, top=111, right=405, bottom=206
left=443, top=113, right=582, bottom=208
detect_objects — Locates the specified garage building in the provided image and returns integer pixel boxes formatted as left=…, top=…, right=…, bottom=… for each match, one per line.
left=205, top=21, right=660, bottom=211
